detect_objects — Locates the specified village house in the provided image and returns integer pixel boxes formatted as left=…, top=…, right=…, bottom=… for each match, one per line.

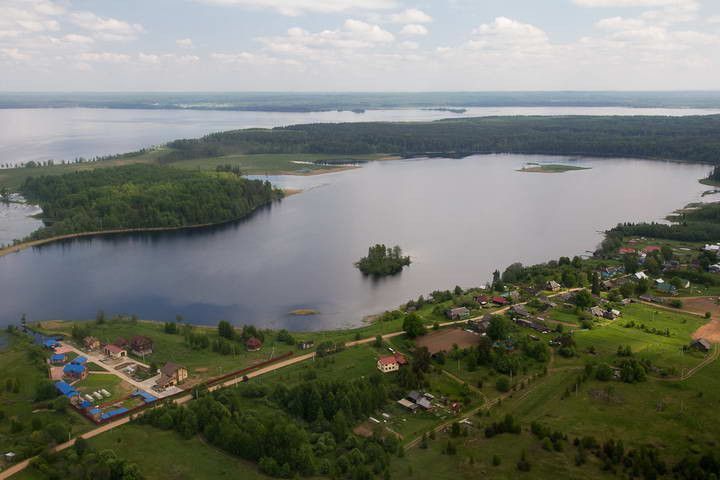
left=643, top=246, right=661, bottom=254
left=156, top=362, right=188, bottom=388
left=546, top=280, right=562, bottom=292
left=515, top=318, right=551, bottom=334
left=618, top=247, right=636, bottom=255
left=446, top=307, right=470, bottom=320
left=103, top=344, right=127, bottom=360
left=590, top=306, right=605, bottom=318
left=407, top=391, right=433, bottom=410
left=704, top=244, right=720, bottom=253
left=377, top=355, right=400, bottom=373
left=474, top=294, right=489, bottom=306
left=604, top=309, right=622, bottom=320
left=83, top=336, right=100, bottom=351
left=245, top=337, right=263, bottom=351
left=468, top=314, right=493, bottom=333
left=63, top=362, right=87, bottom=380
left=113, top=338, right=129, bottom=349
left=656, top=282, right=678, bottom=295
left=509, top=304, right=531, bottom=318
left=710, top=264, right=720, bottom=274
left=130, top=335, right=154, bottom=356
left=50, top=353, right=66, bottom=365
left=492, top=296, right=509, bottom=306
left=504, top=291, right=521, bottom=302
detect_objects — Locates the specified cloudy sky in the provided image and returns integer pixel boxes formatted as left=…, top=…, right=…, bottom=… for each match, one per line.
left=1, top=0, right=720, bottom=91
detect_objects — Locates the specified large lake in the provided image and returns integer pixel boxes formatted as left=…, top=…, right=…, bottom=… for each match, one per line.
left=2, top=106, right=720, bottom=167
left=0, top=155, right=710, bottom=330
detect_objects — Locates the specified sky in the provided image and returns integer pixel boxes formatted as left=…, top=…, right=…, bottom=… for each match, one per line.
left=1, top=0, right=720, bottom=91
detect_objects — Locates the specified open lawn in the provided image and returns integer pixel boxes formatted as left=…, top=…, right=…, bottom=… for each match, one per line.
left=73, top=373, right=131, bottom=404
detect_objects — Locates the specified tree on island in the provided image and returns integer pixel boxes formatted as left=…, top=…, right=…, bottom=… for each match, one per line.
left=355, top=244, right=411, bottom=276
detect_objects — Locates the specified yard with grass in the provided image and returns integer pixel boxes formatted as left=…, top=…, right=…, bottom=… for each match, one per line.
left=73, top=373, right=131, bottom=404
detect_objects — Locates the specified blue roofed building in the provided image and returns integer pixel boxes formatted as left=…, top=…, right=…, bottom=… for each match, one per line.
left=50, top=353, right=66, bottom=365
left=71, top=356, right=88, bottom=365
left=55, top=381, right=78, bottom=398
left=63, top=363, right=88, bottom=380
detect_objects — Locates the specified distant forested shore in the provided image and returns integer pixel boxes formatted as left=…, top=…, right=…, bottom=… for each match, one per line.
left=160, top=115, right=720, bottom=165
left=4, top=91, right=720, bottom=111
left=19, top=164, right=283, bottom=241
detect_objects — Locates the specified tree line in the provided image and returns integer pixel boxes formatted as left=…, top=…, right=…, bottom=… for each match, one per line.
left=160, top=115, right=720, bottom=164
left=20, top=164, right=282, bottom=240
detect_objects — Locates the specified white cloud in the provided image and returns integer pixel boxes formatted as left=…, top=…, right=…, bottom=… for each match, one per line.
left=195, top=0, right=397, bottom=16
left=471, top=17, right=549, bottom=49
left=399, top=24, right=428, bottom=36
left=76, top=52, right=131, bottom=63
left=1, top=47, right=30, bottom=60
left=211, top=51, right=299, bottom=66
left=344, top=19, right=394, bottom=43
left=70, top=12, right=144, bottom=41
left=62, top=34, right=94, bottom=44
left=389, top=8, right=432, bottom=24
left=176, top=38, right=194, bottom=48
left=399, top=40, right=418, bottom=49
left=138, top=52, right=159, bottom=63
left=574, top=0, right=695, bottom=6
left=595, top=17, right=646, bottom=30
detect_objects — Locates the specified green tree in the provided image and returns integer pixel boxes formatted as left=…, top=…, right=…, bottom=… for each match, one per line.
left=218, top=320, right=234, bottom=340
left=402, top=314, right=426, bottom=339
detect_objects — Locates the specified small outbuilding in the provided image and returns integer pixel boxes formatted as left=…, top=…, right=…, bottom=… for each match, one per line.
left=103, top=344, right=127, bottom=359
left=245, top=337, right=263, bottom=352
left=691, top=338, right=712, bottom=352
left=546, top=280, right=562, bottom=292
left=446, top=307, right=470, bottom=320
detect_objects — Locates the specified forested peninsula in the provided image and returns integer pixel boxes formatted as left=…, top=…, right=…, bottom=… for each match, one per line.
left=159, top=115, right=720, bottom=164
left=20, top=164, right=282, bottom=241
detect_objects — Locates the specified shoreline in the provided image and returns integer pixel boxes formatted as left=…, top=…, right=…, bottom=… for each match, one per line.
left=0, top=190, right=297, bottom=259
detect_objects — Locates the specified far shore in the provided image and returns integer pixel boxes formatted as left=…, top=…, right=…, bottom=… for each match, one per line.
left=0, top=189, right=298, bottom=259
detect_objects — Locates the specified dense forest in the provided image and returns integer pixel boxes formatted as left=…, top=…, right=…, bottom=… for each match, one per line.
left=20, top=164, right=282, bottom=240
left=160, top=116, right=720, bottom=164
left=138, top=375, right=398, bottom=479
left=356, top=244, right=411, bottom=276
left=608, top=202, right=720, bottom=243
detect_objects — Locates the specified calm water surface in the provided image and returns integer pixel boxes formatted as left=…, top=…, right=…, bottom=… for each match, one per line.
left=0, top=155, right=710, bottom=330
left=2, top=106, right=720, bottom=167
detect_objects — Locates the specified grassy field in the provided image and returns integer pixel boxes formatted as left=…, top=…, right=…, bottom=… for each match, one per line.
left=385, top=301, right=719, bottom=479
left=568, top=303, right=706, bottom=373
left=13, top=423, right=278, bottom=480
left=74, top=373, right=130, bottom=404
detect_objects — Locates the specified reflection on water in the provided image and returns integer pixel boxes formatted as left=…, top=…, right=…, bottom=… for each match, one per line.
left=0, top=201, right=43, bottom=246
left=0, top=155, right=710, bottom=331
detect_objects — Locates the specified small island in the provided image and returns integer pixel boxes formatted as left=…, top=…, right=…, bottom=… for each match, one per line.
left=519, top=163, right=590, bottom=173
left=355, top=244, right=411, bottom=276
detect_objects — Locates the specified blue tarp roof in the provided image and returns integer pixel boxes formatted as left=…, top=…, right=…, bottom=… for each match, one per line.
left=43, top=339, right=59, bottom=348
left=89, top=408, right=101, bottom=415
left=132, top=390, right=157, bottom=403
left=63, top=363, right=86, bottom=375
left=51, top=353, right=65, bottom=361
left=80, top=400, right=92, bottom=408
left=55, top=381, right=78, bottom=397
left=71, top=356, right=87, bottom=365
left=101, top=407, right=129, bottom=420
